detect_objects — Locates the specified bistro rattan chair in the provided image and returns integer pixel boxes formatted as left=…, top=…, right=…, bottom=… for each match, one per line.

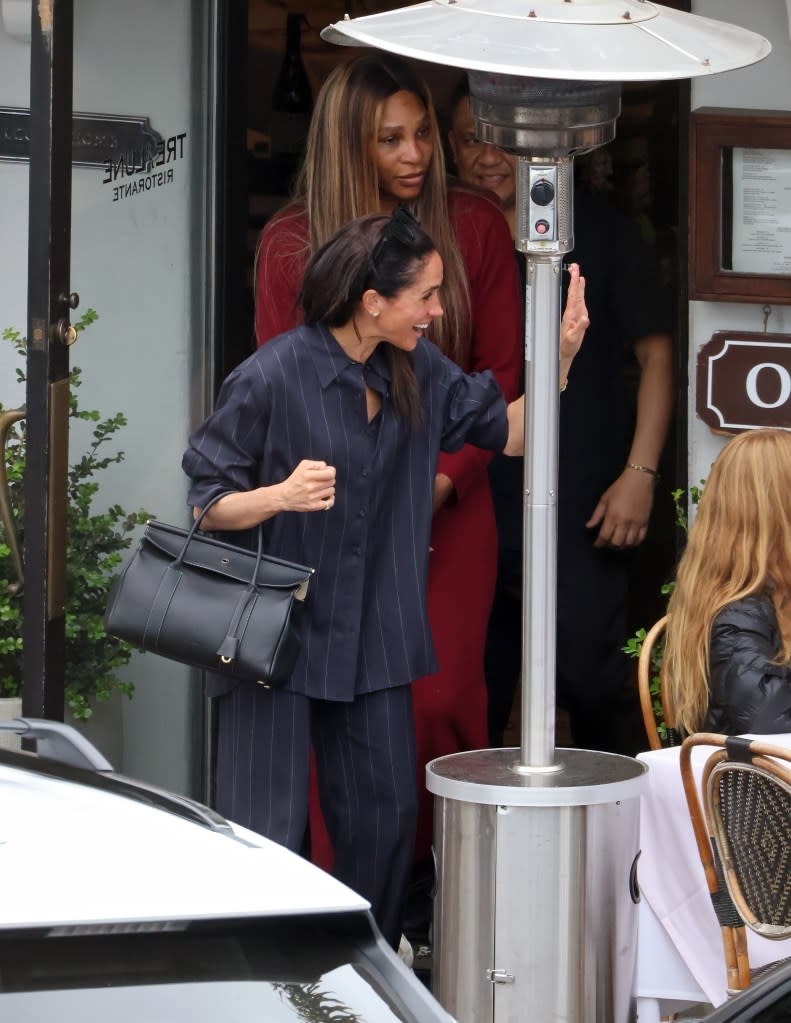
left=637, top=615, right=683, bottom=750
left=680, top=733, right=791, bottom=994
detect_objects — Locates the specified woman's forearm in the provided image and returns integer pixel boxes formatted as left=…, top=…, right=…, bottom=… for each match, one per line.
left=194, top=459, right=338, bottom=528
left=194, top=486, right=286, bottom=531
left=503, top=395, right=525, bottom=457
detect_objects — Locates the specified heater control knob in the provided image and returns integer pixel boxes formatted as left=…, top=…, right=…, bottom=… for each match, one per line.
left=534, top=219, right=550, bottom=235
left=530, top=178, right=555, bottom=206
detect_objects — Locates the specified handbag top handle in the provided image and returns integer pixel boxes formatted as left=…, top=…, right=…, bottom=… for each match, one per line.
left=176, top=492, right=264, bottom=587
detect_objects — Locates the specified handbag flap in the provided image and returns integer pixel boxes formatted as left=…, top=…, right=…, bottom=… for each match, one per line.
left=143, top=520, right=314, bottom=595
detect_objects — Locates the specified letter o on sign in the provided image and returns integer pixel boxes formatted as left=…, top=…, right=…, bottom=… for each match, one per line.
left=746, top=363, right=791, bottom=410
left=696, top=334, right=791, bottom=433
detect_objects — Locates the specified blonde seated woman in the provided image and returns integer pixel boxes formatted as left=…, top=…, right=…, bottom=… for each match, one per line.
left=663, top=429, right=791, bottom=737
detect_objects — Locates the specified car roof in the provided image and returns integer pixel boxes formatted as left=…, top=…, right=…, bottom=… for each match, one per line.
left=0, top=750, right=368, bottom=930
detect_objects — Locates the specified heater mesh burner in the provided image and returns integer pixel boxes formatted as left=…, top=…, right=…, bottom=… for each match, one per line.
left=468, top=73, right=620, bottom=109
left=469, top=75, right=620, bottom=158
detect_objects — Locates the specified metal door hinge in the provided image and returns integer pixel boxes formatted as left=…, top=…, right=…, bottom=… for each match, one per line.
left=486, top=969, right=515, bottom=985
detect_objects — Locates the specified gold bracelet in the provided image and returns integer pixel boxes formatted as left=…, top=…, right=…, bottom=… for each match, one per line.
left=627, top=462, right=659, bottom=480
left=559, top=379, right=568, bottom=393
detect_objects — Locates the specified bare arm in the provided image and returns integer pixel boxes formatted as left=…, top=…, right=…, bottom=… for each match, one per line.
left=503, top=395, right=525, bottom=457
left=586, top=332, right=674, bottom=548
left=195, top=460, right=336, bottom=530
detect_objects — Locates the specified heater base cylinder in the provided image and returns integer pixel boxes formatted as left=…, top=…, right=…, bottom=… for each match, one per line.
left=426, top=747, right=647, bottom=1023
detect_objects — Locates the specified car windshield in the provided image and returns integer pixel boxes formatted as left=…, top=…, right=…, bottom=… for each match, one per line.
left=0, top=914, right=425, bottom=1023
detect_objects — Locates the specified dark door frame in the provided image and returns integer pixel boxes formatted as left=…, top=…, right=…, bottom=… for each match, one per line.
left=22, top=0, right=75, bottom=718
left=213, top=0, right=250, bottom=387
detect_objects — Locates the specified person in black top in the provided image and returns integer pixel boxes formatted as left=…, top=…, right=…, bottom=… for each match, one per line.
left=664, top=429, right=791, bottom=738
left=448, top=86, right=673, bottom=755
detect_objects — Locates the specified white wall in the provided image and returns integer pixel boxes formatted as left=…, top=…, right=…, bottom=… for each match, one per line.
left=688, top=2, right=791, bottom=485
left=0, top=17, right=30, bottom=398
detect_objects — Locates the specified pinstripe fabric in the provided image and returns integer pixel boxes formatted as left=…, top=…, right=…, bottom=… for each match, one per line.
left=214, top=681, right=417, bottom=948
left=214, top=681, right=311, bottom=850
left=183, top=323, right=508, bottom=702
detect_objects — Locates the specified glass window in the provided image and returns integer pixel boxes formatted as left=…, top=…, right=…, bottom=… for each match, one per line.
left=0, top=916, right=438, bottom=1023
left=67, top=0, right=219, bottom=789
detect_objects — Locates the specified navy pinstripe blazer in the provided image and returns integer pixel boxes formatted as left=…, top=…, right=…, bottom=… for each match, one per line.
left=183, top=324, right=507, bottom=701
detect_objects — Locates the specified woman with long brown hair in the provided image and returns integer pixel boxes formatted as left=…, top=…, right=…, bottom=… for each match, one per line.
left=663, top=428, right=791, bottom=737
left=255, top=51, right=586, bottom=883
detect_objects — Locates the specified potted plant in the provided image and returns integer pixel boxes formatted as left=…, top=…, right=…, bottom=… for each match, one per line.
left=0, top=311, right=148, bottom=727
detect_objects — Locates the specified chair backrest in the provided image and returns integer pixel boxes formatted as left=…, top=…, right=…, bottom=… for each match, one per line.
left=681, top=733, right=791, bottom=994
left=637, top=615, right=682, bottom=750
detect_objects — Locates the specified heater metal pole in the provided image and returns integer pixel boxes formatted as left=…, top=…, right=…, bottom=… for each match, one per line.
left=518, top=251, right=562, bottom=769
left=514, top=150, right=572, bottom=769
left=470, top=77, right=616, bottom=770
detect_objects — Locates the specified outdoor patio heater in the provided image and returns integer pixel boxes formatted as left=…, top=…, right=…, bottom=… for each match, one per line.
left=323, top=4, right=770, bottom=1020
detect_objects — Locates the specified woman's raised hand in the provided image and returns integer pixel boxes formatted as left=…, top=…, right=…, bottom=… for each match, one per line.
left=560, top=263, right=588, bottom=362
left=280, top=459, right=336, bottom=513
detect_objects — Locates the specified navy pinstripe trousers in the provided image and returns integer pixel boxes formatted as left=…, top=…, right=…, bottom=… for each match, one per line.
left=214, top=682, right=418, bottom=948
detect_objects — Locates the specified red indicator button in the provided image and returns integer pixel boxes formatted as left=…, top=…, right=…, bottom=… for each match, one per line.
left=535, top=220, right=550, bottom=235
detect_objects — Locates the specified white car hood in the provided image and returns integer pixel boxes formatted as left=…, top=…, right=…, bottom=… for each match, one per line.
left=0, top=762, right=368, bottom=929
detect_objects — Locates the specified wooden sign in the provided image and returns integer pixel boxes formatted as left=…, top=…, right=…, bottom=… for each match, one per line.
left=696, top=331, right=791, bottom=434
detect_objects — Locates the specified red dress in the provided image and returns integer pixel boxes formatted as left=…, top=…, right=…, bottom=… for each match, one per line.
left=256, top=189, right=522, bottom=864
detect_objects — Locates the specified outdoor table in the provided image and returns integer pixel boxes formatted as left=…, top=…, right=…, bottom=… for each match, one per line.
left=633, top=736, right=791, bottom=1020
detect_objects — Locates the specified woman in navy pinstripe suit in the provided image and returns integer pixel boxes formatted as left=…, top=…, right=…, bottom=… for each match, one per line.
left=184, top=210, right=586, bottom=947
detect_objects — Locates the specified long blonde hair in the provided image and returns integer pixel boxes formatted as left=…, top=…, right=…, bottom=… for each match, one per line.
left=292, top=52, right=470, bottom=365
left=663, top=428, right=791, bottom=733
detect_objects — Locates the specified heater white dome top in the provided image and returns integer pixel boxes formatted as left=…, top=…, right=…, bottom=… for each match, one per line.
left=321, top=0, right=770, bottom=82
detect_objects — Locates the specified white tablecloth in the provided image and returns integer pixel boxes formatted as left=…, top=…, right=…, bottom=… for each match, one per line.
left=636, top=736, right=791, bottom=1006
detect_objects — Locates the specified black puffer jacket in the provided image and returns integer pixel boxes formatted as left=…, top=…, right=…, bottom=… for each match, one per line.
left=704, top=593, right=791, bottom=735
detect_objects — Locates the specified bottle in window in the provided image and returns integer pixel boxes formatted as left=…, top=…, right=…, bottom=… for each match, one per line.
left=270, top=13, right=313, bottom=159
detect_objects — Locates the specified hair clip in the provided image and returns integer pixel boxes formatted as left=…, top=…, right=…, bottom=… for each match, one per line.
left=370, top=205, right=422, bottom=271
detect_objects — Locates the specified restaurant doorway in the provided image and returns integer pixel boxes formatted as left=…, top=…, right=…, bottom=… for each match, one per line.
left=237, top=0, right=691, bottom=718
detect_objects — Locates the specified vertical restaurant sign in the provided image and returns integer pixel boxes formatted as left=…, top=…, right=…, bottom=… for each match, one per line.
left=696, top=331, right=791, bottom=434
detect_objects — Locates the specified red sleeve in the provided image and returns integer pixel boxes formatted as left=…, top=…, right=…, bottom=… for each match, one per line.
left=437, top=189, right=522, bottom=501
left=255, top=207, right=310, bottom=346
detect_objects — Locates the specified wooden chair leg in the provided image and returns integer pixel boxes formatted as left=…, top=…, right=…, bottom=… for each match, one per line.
left=722, top=925, right=751, bottom=994
left=734, top=927, right=751, bottom=992
left=722, top=927, right=741, bottom=993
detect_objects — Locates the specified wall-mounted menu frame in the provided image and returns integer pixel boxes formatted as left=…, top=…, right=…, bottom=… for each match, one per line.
left=689, top=108, right=791, bottom=305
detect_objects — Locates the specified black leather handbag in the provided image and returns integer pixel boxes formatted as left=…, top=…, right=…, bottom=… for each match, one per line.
left=104, top=494, right=314, bottom=688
